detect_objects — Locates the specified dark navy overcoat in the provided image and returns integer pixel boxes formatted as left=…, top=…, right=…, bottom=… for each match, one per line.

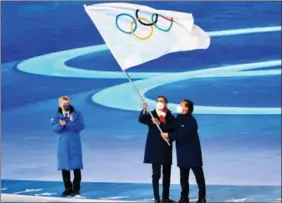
left=168, top=113, right=203, bottom=168
left=139, top=109, right=175, bottom=165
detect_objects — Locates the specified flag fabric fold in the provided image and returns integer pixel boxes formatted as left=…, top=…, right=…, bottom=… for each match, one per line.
left=84, top=2, right=210, bottom=70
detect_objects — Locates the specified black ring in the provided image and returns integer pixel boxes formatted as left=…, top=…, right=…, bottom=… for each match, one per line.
left=135, top=9, right=158, bottom=26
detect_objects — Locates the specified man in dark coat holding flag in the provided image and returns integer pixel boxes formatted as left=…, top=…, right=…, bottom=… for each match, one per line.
left=139, top=96, right=176, bottom=203
left=161, top=99, right=206, bottom=203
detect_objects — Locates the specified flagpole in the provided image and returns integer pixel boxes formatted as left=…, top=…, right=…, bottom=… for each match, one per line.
left=123, top=70, right=170, bottom=146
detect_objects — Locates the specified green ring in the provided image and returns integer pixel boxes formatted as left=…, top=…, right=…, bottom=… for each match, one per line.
left=151, top=14, right=174, bottom=32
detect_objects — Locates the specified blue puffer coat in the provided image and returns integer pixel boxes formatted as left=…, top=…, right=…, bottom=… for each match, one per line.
left=51, top=106, right=85, bottom=171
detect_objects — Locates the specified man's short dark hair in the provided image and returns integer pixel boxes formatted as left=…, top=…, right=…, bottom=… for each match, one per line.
left=157, top=96, right=168, bottom=104
left=183, top=99, right=194, bottom=113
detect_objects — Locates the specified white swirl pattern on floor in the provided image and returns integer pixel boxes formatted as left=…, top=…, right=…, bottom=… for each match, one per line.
left=16, top=26, right=282, bottom=115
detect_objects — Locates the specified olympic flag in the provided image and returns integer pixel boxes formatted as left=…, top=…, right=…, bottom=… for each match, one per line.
left=84, top=3, right=211, bottom=70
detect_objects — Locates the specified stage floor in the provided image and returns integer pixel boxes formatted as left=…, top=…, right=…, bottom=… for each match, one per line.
left=1, top=180, right=281, bottom=202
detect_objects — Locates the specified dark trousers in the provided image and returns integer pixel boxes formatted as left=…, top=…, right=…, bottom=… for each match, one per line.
left=152, top=164, right=171, bottom=200
left=180, top=166, right=206, bottom=199
left=62, top=169, right=81, bottom=192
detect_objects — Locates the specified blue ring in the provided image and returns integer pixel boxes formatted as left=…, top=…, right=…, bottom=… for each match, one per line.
left=115, top=13, right=137, bottom=34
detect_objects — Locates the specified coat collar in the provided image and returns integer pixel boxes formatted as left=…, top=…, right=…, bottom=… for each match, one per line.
left=152, top=109, right=171, bottom=119
left=58, top=105, right=75, bottom=114
left=177, top=112, right=192, bottom=118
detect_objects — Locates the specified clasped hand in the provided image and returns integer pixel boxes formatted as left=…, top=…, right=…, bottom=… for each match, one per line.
left=161, top=132, right=169, bottom=142
left=69, top=115, right=74, bottom=121
left=59, top=119, right=66, bottom=126
left=59, top=115, right=74, bottom=126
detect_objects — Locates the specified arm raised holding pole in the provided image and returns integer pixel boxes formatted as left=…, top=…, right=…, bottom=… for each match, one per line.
left=125, top=70, right=170, bottom=146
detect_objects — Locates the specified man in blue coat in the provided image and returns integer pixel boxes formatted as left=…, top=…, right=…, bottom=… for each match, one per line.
left=161, top=99, right=206, bottom=203
left=139, top=96, right=176, bottom=203
left=51, top=96, right=85, bottom=196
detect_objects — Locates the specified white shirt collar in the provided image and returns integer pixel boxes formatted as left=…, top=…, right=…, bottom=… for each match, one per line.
left=156, top=109, right=166, bottom=117
left=62, top=111, right=70, bottom=116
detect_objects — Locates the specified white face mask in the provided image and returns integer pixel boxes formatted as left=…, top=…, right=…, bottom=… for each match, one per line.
left=176, top=105, right=183, bottom=114
left=156, top=102, right=164, bottom=110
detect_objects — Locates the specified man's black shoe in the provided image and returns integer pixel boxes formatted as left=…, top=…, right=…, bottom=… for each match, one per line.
left=155, top=200, right=161, bottom=203
left=72, top=189, right=80, bottom=196
left=162, top=198, right=176, bottom=203
left=196, top=198, right=206, bottom=203
left=178, top=197, right=189, bottom=203
left=61, top=190, right=72, bottom=196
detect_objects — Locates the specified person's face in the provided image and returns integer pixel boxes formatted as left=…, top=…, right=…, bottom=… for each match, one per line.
left=59, top=99, right=70, bottom=110
left=180, top=101, right=188, bottom=114
left=157, top=97, right=167, bottom=108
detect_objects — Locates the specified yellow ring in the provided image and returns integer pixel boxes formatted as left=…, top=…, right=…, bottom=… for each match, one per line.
left=130, top=17, right=154, bottom=40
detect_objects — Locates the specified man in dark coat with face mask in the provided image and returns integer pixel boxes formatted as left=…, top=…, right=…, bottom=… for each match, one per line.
left=139, top=96, right=176, bottom=203
left=161, top=99, right=206, bottom=203
left=51, top=96, right=85, bottom=196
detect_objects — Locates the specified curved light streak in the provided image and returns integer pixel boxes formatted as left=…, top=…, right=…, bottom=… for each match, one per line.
left=16, top=26, right=282, bottom=115
left=17, top=44, right=163, bottom=79
left=17, top=26, right=281, bottom=79
left=91, top=60, right=281, bottom=115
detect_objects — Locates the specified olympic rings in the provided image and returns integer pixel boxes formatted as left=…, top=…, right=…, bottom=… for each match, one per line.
left=135, top=9, right=158, bottom=26
left=151, top=14, right=173, bottom=32
left=115, top=9, right=174, bottom=40
left=115, top=13, right=137, bottom=34
left=130, top=17, right=154, bottom=40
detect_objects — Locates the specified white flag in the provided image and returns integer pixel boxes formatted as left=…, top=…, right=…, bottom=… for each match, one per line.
left=84, top=3, right=210, bottom=70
